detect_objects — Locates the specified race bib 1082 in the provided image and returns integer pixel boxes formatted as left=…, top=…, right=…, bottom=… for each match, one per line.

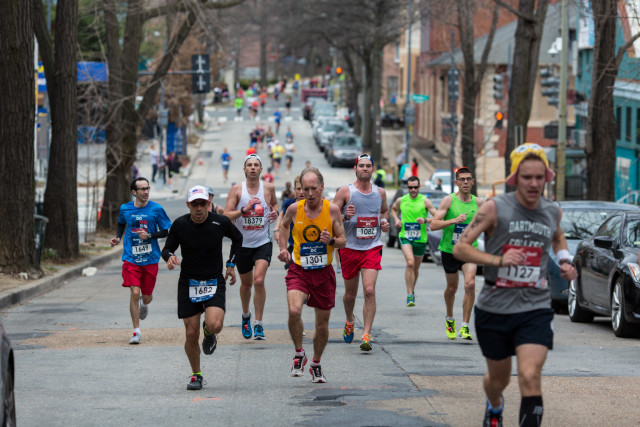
left=356, top=217, right=378, bottom=239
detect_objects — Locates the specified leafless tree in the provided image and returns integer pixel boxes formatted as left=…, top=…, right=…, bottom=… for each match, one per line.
left=586, top=1, right=640, bottom=200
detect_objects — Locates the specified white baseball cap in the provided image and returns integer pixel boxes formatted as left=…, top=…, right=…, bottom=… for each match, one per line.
left=187, top=185, right=209, bottom=202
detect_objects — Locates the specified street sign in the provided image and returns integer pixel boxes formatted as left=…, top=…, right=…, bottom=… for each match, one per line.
left=158, top=109, right=169, bottom=127
left=410, top=94, right=429, bottom=103
left=191, top=54, right=211, bottom=94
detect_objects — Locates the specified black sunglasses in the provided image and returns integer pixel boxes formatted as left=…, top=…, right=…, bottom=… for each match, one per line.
left=407, top=186, right=420, bottom=190
left=136, top=187, right=151, bottom=192
left=190, top=200, right=208, bottom=207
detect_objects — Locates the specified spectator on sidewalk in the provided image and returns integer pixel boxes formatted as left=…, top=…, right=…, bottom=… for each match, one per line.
left=150, top=144, right=158, bottom=183
left=411, top=158, right=419, bottom=177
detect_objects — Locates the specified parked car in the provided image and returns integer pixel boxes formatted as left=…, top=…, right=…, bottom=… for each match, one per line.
left=386, top=185, right=448, bottom=260
left=316, top=120, right=349, bottom=152
left=327, top=133, right=363, bottom=167
left=548, top=201, right=640, bottom=313
left=569, top=211, right=640, bottom=337
left=303, top=97, right=328, bottom=121
left=0, top=322, right=15, bottom=425
left=380, top=111, right=404, bottom=129
left=310, top=101, right=335, bottom=123
left=425, top=169, right=458, bottom=194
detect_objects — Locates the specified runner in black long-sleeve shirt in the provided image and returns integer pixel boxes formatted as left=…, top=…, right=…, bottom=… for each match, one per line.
left=161, top=185, right=243, bottom=391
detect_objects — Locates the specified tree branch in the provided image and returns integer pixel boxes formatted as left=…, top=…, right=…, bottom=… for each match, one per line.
left=495, top=0, right=537, bottom=22
left=32, top=0, right=55, bottom=94
left=615, top=31, right=640, bottom=69
left=476, top=0, right=501, bottom=87
left=144, top=0, right=246, bottom=21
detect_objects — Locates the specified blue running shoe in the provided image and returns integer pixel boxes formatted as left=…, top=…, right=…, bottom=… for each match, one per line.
left=343, top=321, right=354, bottom=343
left=254, top=324, right=265, bottom=340
left=406, top=295, right=415, bottom=307
left=242, top=312, right=252, bottom=339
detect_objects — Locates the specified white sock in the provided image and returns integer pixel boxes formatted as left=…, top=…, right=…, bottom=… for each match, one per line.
left=133, top=328, right=141, bottom=335
left=446, top=316, right=455, bottom=321
left=140, top=299, right=147, bottom=307
left=255, top=320, right=262, bottom=326
left=242, top=311, right=251, bottom=319
left=462, top=322, right=469, bottom=327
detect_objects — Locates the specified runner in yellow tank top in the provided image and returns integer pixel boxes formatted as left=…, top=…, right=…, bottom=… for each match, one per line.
left=277, top=167, right=346, bottom=383
left=431, top=167, right=484, bottom=341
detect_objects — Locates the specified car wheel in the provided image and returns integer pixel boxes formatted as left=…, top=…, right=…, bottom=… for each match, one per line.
left=611, top=278, right=637, bottom=337
left=3, top=360, right=15, bottom=427
left=387, top=234, right=396, bottom=248
left=568, top=275, right=594, bottom=323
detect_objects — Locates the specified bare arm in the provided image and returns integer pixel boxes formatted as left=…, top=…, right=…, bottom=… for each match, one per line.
left=266, top=183, right=279, bottom=222
left=379, top=188, right=389, bottom=221
left=551, top=210, right=578, bottom=281
left=430, top=196, right=466, bottom=231
left=223, top=184, right=243, bottom=221
left=417, top=198, right=438, bottom=224
left=390, top=197, right=402, bottom=226
left=277, top=202, right=297, bottom=263
left=327, top=204, right=346, bottom=249
left=453, top=200, right=500, bottom=266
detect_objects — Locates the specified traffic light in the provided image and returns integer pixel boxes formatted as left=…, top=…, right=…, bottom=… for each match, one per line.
left=335, top=67, right=342, bottom=75
left=540, top=68, right=559, bottom=107
left=492, top=74, right=504, bottom=100
left=448, top=68, right=459, bottom=101
left=495, top=111, right=504, bottom=129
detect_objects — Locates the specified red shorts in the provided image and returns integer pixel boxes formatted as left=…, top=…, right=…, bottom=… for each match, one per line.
left=121, top=261, right=158, bottom=296
left=338, top=246, right=382, bottom=280
left=285, top=263, right=336, bottom=311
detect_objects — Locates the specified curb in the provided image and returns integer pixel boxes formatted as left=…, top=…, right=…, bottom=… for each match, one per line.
left=0, top=247, right=123, bottom=310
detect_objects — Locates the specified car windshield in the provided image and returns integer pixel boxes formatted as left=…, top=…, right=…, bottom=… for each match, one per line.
left=334, top=136, right=360, bottom=147
left=324, top=123, right=346, bottom=132
left=561, top=209, right=616, bottom=239
left=624, top=218, right=640, bottom=247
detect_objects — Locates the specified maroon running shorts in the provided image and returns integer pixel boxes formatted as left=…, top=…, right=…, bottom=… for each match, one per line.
left=285, top=262, right=336, bottom=310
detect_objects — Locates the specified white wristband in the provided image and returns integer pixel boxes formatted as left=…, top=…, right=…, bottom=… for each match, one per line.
left=556, top=249, right=571, bottom=262
left=380, top=218, right=388, bottom=224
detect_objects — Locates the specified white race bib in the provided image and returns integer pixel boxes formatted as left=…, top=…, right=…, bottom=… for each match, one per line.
left=242, top=213, right=265, bottom=230
left=452, top=223, right=467, bottom=245
left=299, top=242, right=327, bottom=270
left=188, top=279, right=218, bottom=303
left=404, top=222, right=421, bottom=241
left=132, top=244, right=152, bottom=255
left=496, top=245, right=545, bottom=289
left=356, top=217, right=378, bottom=239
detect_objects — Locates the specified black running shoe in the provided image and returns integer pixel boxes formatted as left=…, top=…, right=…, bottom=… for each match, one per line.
left=309, top=364, right=327, bottom=383
left=187, top=374, right=203, bottom=391
left=202, top=321, right=217, bottom=355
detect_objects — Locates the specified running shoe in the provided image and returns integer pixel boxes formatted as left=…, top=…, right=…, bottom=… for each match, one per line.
left=406, top=294, right=415, bottom=307
left=129, top=332, right=140, bottom=345
left=291, top=353, right=307, bottom=377
left=242, top=312, right=252, bottom=339
left=139, top=296, right=148, bottom=320
left=309, top=364, right=327, bottom=383
left=187, top=374, right=204, bottom=391
left=254, top=324, right=265, bottom=340
left=202, top=321, right=217, bottom=355
left=360, top=334, right=372, bottom=352
left=458, top=325, right=473, bottom=340
left=483, top=407, right=503, bottom=427
left=446, top=319, right=456, bottom=340
left=343, top=321, right=354, bottom=343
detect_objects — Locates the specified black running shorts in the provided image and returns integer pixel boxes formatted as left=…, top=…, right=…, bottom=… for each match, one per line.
left=236, top=242, right=273, bottom=274
left=474, top=307, right=554, bottom=360
left=441, top=251, right=465, bottom=274
left=177, top=276, right=226, bottom=319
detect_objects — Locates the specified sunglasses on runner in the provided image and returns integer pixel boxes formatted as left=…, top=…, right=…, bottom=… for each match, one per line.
left=189, top=200, right=208, bottom=207
left=407, top=186, right=420, bottom=190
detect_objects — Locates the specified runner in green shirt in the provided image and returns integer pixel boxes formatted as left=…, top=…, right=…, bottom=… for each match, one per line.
left=390, top=176, right=437, bottom=307
left=234, top=96, right=244, bottom=117
left=431, top=167, right=483, bottom=340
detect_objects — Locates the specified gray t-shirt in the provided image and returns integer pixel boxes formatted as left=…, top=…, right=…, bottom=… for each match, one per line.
left=476, top=192, right=559, bottom=314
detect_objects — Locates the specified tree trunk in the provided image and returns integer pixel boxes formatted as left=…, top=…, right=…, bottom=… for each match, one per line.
left=361, top=52, right=373, bottom=152
left=505, top=0, right=549, bottom=179
left=342, top=50, right=362, bottom=135
left=41, top=0, right=79, bottom=259
left=371, top=45, right=383, bottom=163
left=586, top=0, right=618, bottom=201
left=0, top=0, right=38, bottom=274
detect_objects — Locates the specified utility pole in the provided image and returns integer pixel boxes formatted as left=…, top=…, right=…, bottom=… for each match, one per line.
left=448, top=30, right=459, bottom=191
left=556, top=0, right=569, bottom=201
left=404, top=0, right=412, bottom=165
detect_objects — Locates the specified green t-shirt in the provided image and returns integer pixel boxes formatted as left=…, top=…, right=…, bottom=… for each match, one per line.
left=398, top=193, right=428, bottom=243
left=234, top=98, right=244, bottom=109
left=438, top=193, right=478, bottom=254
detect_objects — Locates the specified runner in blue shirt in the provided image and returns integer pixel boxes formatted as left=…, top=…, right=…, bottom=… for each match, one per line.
left=110, top=177, right=172, bottom=345
left=220, top=148, right=232, bottom=183
left=274, top=109, right=282, bottom=134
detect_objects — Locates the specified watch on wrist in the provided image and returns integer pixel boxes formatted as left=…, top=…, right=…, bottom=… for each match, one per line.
left=240, top=206, right=245, bottom=215
left=559, top=259, right=572, bottom=266
left=329, top=237, right=336, bottom=246
left=226, top=262, right=235, bottom=268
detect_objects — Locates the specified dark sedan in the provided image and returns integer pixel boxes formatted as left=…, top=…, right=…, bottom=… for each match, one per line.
left=548, top=201, right=640, bottom=313
left=569, top=212, right=640, bottom=337
left=0, top=322, right=14, bottom=425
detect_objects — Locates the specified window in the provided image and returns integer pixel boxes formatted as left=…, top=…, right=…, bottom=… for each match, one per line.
left=395, top=40, right=400, bottom=63
left=616, top=106, right=621, bottom=141
left=595, top=215, right=622, bottom=239
left=636, top=108, right=640, bottom=145
left=626, top=106, right=632, bottom=142
left=625, top=218, right=640, bottom=247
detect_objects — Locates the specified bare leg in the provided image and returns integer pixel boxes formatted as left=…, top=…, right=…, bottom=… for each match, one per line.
left=444, top=272, right=460, bottom=318
left=516, top=344, right=548, bottom=396
left=252, top=260, right=270, bottom=321
left=312, top=308, right=331, bottom=361
left=360, top=269, right=379, bottom=336
left=461, top=263, right=477, bottom=324
left=342, top=275, right=359, bottom=323
left=412, top=255, right=423, bottom=293
left=129, top=286, right=141, bottom=329
left=183, top=314, right=201, bottom=373
left=400, top=244, right=416, bottom=295
left=287, top=289, right=307, bottom=349
left=484, top=357, right=512, bottom=408
left=239, top=270, right=254, bottom=314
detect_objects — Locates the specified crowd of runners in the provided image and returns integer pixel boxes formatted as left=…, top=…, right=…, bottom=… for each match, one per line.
left=110, top=138, right=576, bottom=426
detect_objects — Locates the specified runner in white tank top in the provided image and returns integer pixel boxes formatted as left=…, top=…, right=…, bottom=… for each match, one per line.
left=331, top=154, right=390, bottom=352
left=224, top=154, right=279, bottom=340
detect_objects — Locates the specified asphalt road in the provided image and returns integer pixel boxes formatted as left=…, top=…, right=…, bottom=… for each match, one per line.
left=8, top=98, right=640, bottom=426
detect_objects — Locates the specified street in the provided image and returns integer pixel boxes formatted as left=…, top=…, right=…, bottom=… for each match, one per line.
left=7, top=101, right=640, bottom=426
